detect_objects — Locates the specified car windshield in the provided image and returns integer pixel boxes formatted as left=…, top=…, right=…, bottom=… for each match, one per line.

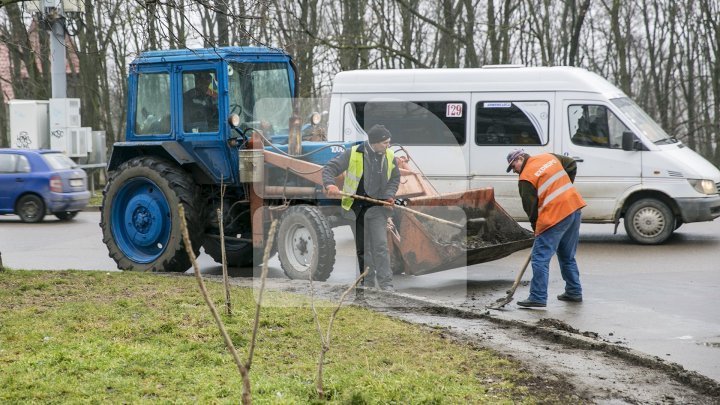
left=43, top=153, right=78, bottom=170
left=228, top=62, right=292, bottom=132
left=610, top=97, right=676, bottom=144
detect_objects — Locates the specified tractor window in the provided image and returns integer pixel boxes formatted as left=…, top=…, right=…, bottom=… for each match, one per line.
left=182, top=70, right=219, bottom=133
left=346, top=101, right=466, bottom=146
left=135, top=72, right=171, bottom=136
left=475, top=101, right=548, bottom=145
left=228, top=62, right=292, bottom=133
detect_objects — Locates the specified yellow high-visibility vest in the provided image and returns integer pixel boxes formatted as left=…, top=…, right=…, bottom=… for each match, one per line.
left=341, top=145, right=395, bottom=210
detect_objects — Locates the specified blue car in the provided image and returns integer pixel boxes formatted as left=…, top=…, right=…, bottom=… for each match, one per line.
left=0, top=149, right=90, bottom=222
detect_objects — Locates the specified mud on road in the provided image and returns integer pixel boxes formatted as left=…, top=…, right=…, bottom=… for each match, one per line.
left=184, top=274, right=720, bottom=404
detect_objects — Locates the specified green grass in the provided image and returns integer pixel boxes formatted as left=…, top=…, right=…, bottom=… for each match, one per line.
left=88, top=192, right=103, bottom=207
left=0, top=271, right=574, bottom=403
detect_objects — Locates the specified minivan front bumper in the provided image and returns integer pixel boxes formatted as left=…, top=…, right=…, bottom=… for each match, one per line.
left=47, top=190, right=91, bottom=212
left=676, top=195, right=720, bottom=223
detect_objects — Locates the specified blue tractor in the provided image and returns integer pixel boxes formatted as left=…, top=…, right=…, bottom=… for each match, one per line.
left=101, top=47, right=344, bottom=278
left=101, top=47, right=533, bottom=280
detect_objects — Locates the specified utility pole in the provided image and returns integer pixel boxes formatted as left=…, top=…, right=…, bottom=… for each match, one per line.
left=47, top=4, right=67, bottom=98
left=36, top=0, right=80, bottom=98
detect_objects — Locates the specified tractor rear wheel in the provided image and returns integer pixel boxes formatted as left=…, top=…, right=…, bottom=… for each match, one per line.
left=277, top=205, right=335, bottom=281
left=203, top=208, right=277, bottom=270
left=203, top=235, right=255, bottom=268
left=100, top=157, right=203, bottom=272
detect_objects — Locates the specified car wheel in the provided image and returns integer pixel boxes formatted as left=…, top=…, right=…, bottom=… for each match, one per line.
left=54, top=211, right=79, bottom=221
left=623, top=198, right=675, bottom=245
left=16, top=195, right=46, bottom=223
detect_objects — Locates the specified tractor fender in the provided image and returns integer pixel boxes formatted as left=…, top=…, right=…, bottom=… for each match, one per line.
left=107, top=142, right=196, bottom=172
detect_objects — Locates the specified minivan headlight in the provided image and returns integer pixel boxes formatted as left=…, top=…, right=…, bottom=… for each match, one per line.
left=687, top=179, right=717, bottom=195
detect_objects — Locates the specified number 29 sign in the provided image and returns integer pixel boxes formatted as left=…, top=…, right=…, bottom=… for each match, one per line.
left=446, top=103, right=463, bottom=118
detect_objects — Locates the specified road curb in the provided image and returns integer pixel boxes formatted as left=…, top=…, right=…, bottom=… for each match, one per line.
left=83, top=205, right=101, bottom=212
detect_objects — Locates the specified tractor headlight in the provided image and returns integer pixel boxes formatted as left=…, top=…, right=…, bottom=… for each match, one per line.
left=688, top=179, right=717, bottom=195
left=228, top=114, right=241, bottom=128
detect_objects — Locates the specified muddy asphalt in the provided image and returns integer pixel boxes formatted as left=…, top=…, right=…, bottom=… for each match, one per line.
left=2, top=211, right=720, bottom=403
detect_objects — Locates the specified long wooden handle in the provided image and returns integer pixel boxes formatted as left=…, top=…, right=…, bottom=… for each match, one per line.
left=339, top=191, right=464, bottom=229
left=506, top=253, right=532, bottom=295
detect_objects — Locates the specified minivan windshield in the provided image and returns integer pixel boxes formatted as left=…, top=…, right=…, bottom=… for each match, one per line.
left=610, top=97, right=675, bottom=144
left=43, top=153, right=78, bottom=170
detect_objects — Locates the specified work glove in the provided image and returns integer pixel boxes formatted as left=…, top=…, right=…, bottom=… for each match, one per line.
left=325, top=185, right=341, bottom=197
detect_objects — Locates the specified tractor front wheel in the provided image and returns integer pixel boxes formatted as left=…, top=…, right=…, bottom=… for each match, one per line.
left=277, top=205, right=335, bottom=281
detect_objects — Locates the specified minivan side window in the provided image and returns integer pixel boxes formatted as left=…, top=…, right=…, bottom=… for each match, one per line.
left=346, top=101, right=466, bottom=146
left=568, top=104, right=630, bottom=149
left=135, top=72, right=171, bottom=135
left=475, top=101, right=548, bottom=146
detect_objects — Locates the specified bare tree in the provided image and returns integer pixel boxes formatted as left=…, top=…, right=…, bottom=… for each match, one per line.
left=605, top=0, right=633, bottom=95
left=699, top=0, right=720, bottom=164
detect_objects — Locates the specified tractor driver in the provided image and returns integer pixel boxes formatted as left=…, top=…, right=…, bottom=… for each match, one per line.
left=183, top=71, right=218, bottom=133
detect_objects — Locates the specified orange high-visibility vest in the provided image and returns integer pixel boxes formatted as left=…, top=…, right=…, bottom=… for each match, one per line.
left=519, top=154, right=586, bottom=235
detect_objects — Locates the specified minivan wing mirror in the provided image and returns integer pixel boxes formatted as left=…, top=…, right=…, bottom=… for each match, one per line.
left=622, top=131, right=640, bottom=151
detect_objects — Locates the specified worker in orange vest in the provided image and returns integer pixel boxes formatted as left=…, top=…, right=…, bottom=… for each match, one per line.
left=506, top=148, right=587, bottom=308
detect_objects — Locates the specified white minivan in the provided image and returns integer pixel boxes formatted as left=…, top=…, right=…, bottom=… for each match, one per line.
left=326, top=66, right=720, bottom=244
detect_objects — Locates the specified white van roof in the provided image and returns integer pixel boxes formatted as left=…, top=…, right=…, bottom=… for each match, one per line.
left=332, top=66, right=626, bottom=98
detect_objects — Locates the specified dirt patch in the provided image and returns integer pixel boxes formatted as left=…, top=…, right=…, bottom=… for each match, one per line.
left=537, top=317, right=603, bottom=341
left=537, top=317, right=580, bottom=333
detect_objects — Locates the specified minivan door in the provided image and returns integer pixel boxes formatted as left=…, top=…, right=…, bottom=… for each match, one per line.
left=561, top=99, right=642, bottom=220
left=469, top=93, right=554, bottom=219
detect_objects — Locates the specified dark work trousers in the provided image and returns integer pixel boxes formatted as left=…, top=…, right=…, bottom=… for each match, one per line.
left=350, top=204, right=393, bottom=289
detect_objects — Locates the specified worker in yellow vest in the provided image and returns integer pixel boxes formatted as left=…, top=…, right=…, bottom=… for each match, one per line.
left=322, top=125, right=401, bottom=291
left=506, top=148, right=587, bottom=308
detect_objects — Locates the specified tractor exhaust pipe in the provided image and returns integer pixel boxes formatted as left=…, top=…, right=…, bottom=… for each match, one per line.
left=288, top=59, right=302, bottom=156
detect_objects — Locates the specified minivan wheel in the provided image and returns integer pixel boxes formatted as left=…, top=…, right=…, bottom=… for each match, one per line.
left=623, top=198, right=675, bottom=245
left=17, top=195, right=46, bottom=223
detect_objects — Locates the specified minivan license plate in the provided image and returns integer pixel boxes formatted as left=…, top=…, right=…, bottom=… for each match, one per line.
left=70, top=179, right=83, bottom=187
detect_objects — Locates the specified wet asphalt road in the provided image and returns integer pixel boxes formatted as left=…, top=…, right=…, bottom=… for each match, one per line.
left=1, top=211, right=719, bottom=381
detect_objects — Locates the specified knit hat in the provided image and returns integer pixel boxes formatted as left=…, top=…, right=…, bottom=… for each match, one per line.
left=367, top=124, right=392, bottom=144
left=505, top=148, right=525, bottom=173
